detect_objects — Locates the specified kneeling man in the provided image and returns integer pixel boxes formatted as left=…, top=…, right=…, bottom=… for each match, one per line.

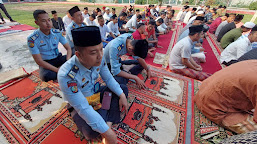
left=58, top=26, right=128, bottom=143
left=194, top=60, right=257, bottom=134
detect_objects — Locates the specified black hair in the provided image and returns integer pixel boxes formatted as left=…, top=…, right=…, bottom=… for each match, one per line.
left=234, top=14, right=244, bottom=22
left=84, top=7, right=88, bottom=10
left=225, top=13, right=229, bottom=18
left=148, top=20, right=156, bottom=26
left=51, top=10, right=57, bottom=15
left=120, top=12, right=127, bottom=17
left=137, top=23, right=145, bottom=29
left=33, top=10, right=47, bottom=21
left=132, top=40, right=149, bottom=59
left=250, top=25, right=257, bottom=34
left=112, top=8, right=116, bottom=11
left=229, top=13, right=236, bottom=17
left=90, top=13, right=96, bottom=19
left=206, top=5, right=210, bottom=8
left=189, top=31, right=201, bottom=36
left=185, top=1, right=189, bottom=3
left=137, top=14, right=142, bottom=19
left=96, top=8, right=101, bottom=12
left=111, top=14, right=117, bottom=19
left=157, top=18, right=164, bottom=23
left=97, top=15, right=104, bottom=21
left=223, top=6, right=227, bottom=9
left=136, top=9, right=140, bottom=12
left=184, top=6, right=190, bottom=9
left=218, top=5, right=223, bottom=8
left=192, top=8, right=197, bottom=11
left=167, top=5, right=171, bottom=8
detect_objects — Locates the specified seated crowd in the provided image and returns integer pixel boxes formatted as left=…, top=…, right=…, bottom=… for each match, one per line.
left=26, top=2, right=257, bottom=143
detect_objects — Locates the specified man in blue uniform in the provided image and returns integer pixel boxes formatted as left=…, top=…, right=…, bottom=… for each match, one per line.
left=104, top=33, right=151, bottom=89
left=58, top=26, right=128, bottom=143
left=66, top=6, right=86, bottom=54
left=27, top=10, right=72, bottom=82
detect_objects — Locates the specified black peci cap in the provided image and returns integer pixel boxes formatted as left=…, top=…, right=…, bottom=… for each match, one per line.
left=71, top=26, right=102, bottom=47
left=69, top=6, right=80, bottom=17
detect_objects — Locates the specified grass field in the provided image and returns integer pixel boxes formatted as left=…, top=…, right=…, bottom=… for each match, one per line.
left=1, top=2, right=257, bottom=28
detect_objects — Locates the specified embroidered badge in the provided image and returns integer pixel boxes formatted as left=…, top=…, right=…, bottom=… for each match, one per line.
left=29, top=42, right=34, bottom=48
left=94, top=82, right=100, bottom=93
left=40, top=40, right=44, bottom=44
left=118, top=46, right=121, bottom=51
left=82, top=78, right=85, bottom=82
left=67, top=80, right=78, bottom=93
left=67, top=65, right=79, bottom=79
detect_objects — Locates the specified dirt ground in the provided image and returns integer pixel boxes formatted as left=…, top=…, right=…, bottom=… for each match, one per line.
left=13, top=4, right=124, bottom=16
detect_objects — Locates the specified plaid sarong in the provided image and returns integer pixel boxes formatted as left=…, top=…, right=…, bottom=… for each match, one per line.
left=225, top=115, right=257, bottom=134
left=172, top=68, right=212, bottom=81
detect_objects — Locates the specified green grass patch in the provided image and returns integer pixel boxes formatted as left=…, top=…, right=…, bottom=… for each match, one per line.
left=2, top=3, right=257, bottom=28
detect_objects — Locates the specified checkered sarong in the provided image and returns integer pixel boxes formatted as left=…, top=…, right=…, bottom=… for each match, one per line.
left=225, top=115, right=257, bottom=134
left=172, top=68, right=212, bottom=81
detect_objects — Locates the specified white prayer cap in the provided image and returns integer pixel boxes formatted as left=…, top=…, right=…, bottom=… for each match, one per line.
left=197, top=11, right=204, bottom=15
left=105, top=7, right=110, bottom=10
left=243, top=22, right=256, bottom=29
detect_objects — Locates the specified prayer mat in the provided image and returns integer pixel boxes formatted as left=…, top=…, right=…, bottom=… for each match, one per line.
left=0, top=24, right=36, bottom=36
left=207, top=32, right=223, bottom=54
left=0, top=70, right=94, bottom=144
left=0, top=67, right=29, bottom=84
left=220, top=130, right=257, bottom=143
left=199, top=35, right=224, bottom=74
left=191, top=81, right=236, bottom=144
left=112, top=66, right=196, bottom=143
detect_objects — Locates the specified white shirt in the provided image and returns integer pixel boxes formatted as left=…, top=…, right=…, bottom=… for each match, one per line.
left=169, top=36, right=193, bottom=69
left=82, top=12, right=90, bottom=19
left=98, top=24, right=110, bottom=40
left=187, top=16, right=197, bottom=25
left=220, top=37, right=252, bottom=63
left=215, top=21, right=228, bottom=36
left=84, top=17, right=97, bottom=26
left=0, top=0, right=3, bottom=4
left=183, top=11, right=192, bottom=24
left=103, top=13, right=112, bottom=22
left=63, top=15, right=72, bottom=30
left=156, top=7, right=160, bottom=12
left=107, top=21, right=120, bottom=36
left=125, top=17, right=137, bottom=29
left=176, top=10, right=183, bottom=20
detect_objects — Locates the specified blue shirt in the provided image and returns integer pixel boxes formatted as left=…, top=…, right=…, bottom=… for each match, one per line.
left=103, top=33, right=135, bottom=76
left=58, top=56, right=123, bottom=134
left=118, top=17, right=125, bottom=28
left=66, top=21, right=86, bottom=48
left=27, top=29, right=67, bottom=60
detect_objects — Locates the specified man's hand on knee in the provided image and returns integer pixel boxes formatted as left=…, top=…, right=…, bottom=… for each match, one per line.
left=101, top=128, right=117, bottom=144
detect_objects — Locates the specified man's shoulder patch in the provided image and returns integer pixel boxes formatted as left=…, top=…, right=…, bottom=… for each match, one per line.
left=67, top=80, right=78, bottom=93
left=67, top=65, right=79, bottom=79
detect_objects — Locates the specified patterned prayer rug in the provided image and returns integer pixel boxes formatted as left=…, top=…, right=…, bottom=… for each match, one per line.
left=0, top=67, right=235, bottom=144
left=191, top=81, right=236, bottom=144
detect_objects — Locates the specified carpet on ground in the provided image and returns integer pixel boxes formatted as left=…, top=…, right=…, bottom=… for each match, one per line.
left=0, top=24, right=36, bottom=35
left=0, top=66, right=237, bottom=143
left=200, top=36, right=223, bottom=74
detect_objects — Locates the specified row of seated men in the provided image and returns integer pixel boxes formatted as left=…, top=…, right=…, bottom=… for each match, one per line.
left=175, top=3, right=257, bottom=136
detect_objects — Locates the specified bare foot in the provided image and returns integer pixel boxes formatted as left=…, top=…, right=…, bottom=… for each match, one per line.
left=156, top=45, right=163, bottom=48
left=149, top=47, right=156, bottom=52
left=148, top=52, right=154, bottom=57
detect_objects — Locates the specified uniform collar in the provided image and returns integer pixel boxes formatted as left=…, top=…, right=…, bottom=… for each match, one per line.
left=38, top=29, right=53, bottom=38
